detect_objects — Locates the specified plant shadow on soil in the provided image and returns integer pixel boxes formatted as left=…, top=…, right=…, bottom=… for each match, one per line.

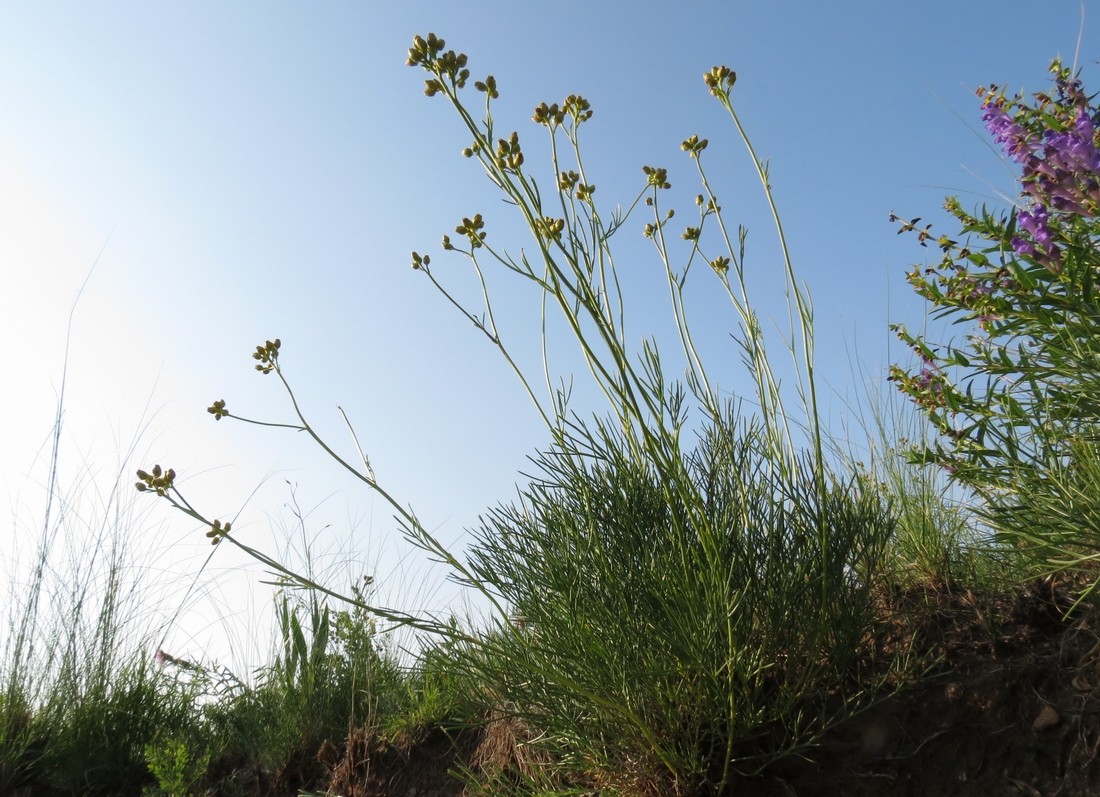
left=224, top=576, right=1100, bottom=797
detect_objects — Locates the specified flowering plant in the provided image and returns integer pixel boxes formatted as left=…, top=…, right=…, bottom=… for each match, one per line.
left=891, top=58, right=1100, bottom=578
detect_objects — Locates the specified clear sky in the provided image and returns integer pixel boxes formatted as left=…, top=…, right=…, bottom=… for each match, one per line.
left=2, top=1, right=1095, bottom=672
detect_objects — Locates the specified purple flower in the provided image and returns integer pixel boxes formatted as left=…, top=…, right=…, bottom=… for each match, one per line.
left=1013, top=205, right=1064, bottom=272
left=1017, top=206, right=1053, bottom=247
left=1011, top=236, right=1035, bottom=257
left=982, top=102, right=1033, bottom=163
left=1075, top=107, right=1095, bottom=140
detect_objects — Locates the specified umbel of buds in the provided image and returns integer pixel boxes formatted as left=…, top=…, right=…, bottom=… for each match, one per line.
left=681, top=134, right=709, bottom=157
left=643, top=165, right=671, bottom=190
left=206, top=519, right=231, bottom=545
left=253, top=339, right=281, bottom=374
left=406, top=33, right=470, bottom=95
left=455, top=213, right=487, bottom=247
left=135, top=464, right=175, bottom=496
left=474, top=74, right=498, bottom=99
left=535, top=216, right=565, bottom=241
left=704, top=66, right=737, bottom=98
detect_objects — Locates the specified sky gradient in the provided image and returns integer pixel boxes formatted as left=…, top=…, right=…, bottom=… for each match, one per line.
left=2, top=1, right=1095, bottom=670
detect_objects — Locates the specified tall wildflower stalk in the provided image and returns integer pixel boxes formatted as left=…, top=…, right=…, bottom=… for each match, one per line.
left=406, top=43, right=837, bottom=612
left=402, top=35, right=888, bottom=790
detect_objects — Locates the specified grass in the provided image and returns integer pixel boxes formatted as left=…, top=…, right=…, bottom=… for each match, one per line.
left=7, top=36, right=1099, bottom=797
left=0, top=410, right=203, bottom=794
left=0, top=435, right=419, bottom=796
left=846, top=380, right=1013, bottom=593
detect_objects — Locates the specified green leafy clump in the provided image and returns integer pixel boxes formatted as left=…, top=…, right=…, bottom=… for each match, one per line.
left=455, top=411, right=892, bottom=789
left=144, top=734, right=211, bottom=797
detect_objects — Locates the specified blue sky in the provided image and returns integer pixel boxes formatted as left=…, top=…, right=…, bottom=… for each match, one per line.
left=1, top=1, right=1095, bottom=670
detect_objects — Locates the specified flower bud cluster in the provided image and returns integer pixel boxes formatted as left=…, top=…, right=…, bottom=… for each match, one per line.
left=135, top=464, right=175, bottom=496
left=562, top=94, right=592, bottom=124
left=533, top=102, right=565, bottom=127
left=709, top=256, right=730, bottom=274
left=455, top=214, right=486, bottom=248
left=406, top=33, right=470, bottom=96
left=206, top=519, right=231, bottom=545
left=533, top=95, right=592, bottom=129
left=643, top=165, right=671, bottom=190
left=558, top=170, right=595, bottom=200
left=405, top=33, right=445, bottom=67
left=703, top=66, right=736, bottom=98
left=474, top=75, right=498, bottom=99
left=681, top=134, right=709, bottom=158
left=253, top=339, right=281, bottom=374
left=494, top=132, right=524, bottom=172
left=535, top=216, right=565, bottom=241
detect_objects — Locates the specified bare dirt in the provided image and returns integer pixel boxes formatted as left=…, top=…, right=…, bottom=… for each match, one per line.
left=289, top=578, right=1100, bottom=796
left=756, top=578, right=1100, bottom=797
